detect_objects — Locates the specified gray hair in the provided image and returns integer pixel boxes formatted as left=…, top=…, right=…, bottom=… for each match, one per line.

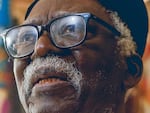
left=109, top=11, right=137, bottom=57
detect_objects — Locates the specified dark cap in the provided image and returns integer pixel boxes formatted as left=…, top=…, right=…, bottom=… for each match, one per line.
left=25, top=0, right=148, bottom=56
left=99, top=0, right=148, bottom=56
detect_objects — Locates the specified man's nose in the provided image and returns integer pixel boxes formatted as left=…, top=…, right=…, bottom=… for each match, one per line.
left=31, top=32, right=63, bottom=59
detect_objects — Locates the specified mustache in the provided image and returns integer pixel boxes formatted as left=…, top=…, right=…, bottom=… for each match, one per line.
left=23, top=56, right=82, bottom=98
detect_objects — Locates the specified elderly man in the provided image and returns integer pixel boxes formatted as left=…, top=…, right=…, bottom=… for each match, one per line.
left=0, top=0, right=148, bottom=113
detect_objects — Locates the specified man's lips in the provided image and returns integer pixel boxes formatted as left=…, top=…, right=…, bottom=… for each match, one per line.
left=32, top=72, right=68, bottom=88
left=34, top=74, right=68, bottom=86
left=37, top=78, right=65, bottom=85
left=28, top=78, right=77, bottom=106
left=28, top=72, right=77, bottom=98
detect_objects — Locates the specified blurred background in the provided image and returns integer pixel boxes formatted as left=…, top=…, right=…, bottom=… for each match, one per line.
left=0, top=0, right=150, bottom=113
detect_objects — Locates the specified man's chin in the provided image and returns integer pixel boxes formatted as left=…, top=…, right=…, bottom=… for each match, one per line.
left=28, top=96, right=80, bottom=113
left=27, top=83, right=80, bottom=113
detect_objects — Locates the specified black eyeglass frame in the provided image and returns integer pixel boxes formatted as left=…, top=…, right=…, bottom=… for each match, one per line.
left=0, top=12, right=121, bottom=59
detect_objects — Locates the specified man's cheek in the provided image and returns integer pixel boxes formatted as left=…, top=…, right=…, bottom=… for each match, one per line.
left=13, top=59, right=29, bottom=82
left=72, top=50, right=103, bottom=72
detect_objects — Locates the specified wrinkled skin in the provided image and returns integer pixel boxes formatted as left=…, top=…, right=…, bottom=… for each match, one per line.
left=13, top=0, right=141, bottom=113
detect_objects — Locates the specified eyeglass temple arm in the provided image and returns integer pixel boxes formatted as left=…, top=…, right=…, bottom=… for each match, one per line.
left=91, top=14, right=121, bottom=36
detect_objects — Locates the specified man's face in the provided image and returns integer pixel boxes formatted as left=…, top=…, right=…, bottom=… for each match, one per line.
left=13, top=0, right=122, bottom=113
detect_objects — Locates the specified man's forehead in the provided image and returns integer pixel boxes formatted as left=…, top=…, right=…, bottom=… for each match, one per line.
left=28, top=0, right=106, bottom=16
left=25, top=0, right=110, bottom=24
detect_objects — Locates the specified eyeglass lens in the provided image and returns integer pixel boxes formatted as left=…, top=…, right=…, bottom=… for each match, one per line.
left=5, top=26, right=38, bottom=58
left=50, top=15, right=86, bottom=48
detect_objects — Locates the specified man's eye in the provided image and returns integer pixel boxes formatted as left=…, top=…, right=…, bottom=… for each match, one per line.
left=24, top=34, right=33, bottom=41
left=13, top=33, right=36, bottom=50
left=19, top=33, right=35, bottom=42
left=61, top=25, right=75, bottom=35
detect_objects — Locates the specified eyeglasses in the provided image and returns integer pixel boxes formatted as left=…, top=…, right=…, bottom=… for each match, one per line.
left=0, top=13, right=120, bottom=59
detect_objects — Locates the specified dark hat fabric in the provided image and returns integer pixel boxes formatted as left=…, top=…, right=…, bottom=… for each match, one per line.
left=99, top=0, right=148, bottom=56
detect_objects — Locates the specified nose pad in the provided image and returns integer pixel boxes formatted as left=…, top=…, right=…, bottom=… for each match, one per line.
left=31, top=32, right=63, bottom=59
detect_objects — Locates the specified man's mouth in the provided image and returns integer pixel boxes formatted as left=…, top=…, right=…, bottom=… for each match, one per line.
left=32, top=72, right=69, bottom=87
left=34, top=75, right=68, bottom=86
left=38, top=78, right=65, bottom=84
left=29, top=72, right=75, bottom=96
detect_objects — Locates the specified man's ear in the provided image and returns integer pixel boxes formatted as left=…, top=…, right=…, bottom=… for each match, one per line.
left=123, top=54, right=143, bottom=89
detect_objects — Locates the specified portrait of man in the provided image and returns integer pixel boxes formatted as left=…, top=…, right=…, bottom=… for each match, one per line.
left=0, top=0, right=148, bottom=113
